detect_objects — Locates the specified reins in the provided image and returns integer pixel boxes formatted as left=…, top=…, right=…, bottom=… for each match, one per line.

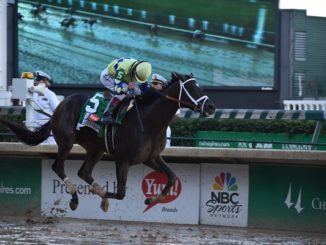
left=164, top=77, right=208, bottom=113
left=165, top=95, right=199, bottom=109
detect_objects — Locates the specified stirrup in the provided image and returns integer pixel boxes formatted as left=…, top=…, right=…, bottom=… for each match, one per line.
left=101, top=116, right=116, bottom=125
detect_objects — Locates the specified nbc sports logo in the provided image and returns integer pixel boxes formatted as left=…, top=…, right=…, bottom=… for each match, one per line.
left=200, top=164, right=249, bottom=227
left=213, top=172, right=238, bottom=192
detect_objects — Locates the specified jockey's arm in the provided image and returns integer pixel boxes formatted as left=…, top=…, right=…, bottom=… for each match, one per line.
left=128, top=82, right=135, bottom=89
left=114, top=80, right=128, bottom=95
left=138, top=82, right=151, bottom=93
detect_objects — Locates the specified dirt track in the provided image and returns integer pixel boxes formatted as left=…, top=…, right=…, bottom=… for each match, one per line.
left=1, top=215, right=326, bottom=244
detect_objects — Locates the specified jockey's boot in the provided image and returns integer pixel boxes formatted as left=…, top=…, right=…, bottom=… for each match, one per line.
left=101, top=97, right=120, bottom=124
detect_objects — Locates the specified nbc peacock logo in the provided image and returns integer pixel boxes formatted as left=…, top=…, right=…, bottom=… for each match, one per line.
left=206, top=171, right=242, bottom=218
left=213, top=172, right=238, bottom=192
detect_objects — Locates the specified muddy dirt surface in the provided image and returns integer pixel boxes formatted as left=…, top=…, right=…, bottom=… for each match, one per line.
left=1, top=215, right=326, bottom=245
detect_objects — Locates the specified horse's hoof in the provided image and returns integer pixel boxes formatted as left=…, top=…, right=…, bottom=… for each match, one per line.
left=104, top=191, right=110, bottom=199
left=144, top=194, right=165, bottom=205
left=101, top=198, right=109, bottom=212
left=69, top=199, right=78, bottom=211
left=144, top=198, right=151, bottom=205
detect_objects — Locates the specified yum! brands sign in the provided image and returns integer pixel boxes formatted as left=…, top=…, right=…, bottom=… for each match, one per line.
left=140, top=164, right=200, bottom=224
left=142, top=171, right=181, bottom=212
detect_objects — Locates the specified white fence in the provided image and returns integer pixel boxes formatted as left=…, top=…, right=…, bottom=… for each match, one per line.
left=283, top=100, right=326, bottom=111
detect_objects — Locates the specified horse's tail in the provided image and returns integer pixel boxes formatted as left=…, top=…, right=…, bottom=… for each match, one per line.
left=0, top=118, right=51, bottom=146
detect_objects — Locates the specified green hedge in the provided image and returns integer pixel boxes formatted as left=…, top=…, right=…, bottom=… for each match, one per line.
left=2, top=115, right=325, bottom=145
left=170, top=118, right=326, bottom=146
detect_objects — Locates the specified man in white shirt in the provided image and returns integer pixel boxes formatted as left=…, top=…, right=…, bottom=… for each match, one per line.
left=151, top=74, right=180, bottom=147
left=31, top=70, right=59, bottom=144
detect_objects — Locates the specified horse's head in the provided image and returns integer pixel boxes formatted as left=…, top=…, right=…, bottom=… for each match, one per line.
left=169, top=72, right=216, bottom=116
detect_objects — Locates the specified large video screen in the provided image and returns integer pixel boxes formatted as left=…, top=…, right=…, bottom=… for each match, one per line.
left=17, top=0, right=277, bottom=88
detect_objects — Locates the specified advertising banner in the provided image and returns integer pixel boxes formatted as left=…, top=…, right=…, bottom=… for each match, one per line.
left=196, top=131, right=326, bottom=150
left=249, top=165, right=326, bottom=232
left=42, top=160, right=200, bottom=224
left=200, top=163, right=249, bottom=227
left=0, top=158, right=41, bottom=215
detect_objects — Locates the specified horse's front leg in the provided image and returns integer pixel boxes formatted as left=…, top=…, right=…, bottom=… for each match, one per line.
left=143, top=156, right=177, bottom=205
left=104, top=160, right=129, bottom=200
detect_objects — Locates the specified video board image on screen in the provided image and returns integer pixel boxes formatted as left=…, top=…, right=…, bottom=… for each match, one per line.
left=18, top=0, right=276, bottom=88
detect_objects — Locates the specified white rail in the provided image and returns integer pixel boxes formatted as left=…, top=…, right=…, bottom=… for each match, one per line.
left=283, top=100, right=326, bottom=111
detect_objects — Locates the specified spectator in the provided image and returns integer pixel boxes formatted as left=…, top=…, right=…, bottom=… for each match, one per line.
left=151, top=73, right=168, bottom=90
left=30, top=70, right=59, bottom=144
left=150, top=74, right=180, bottom=147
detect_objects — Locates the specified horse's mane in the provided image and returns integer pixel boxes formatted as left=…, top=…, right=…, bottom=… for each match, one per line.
left=164, top=72, right=194, bottom=89
left=136, top=88, right=161, bottom=106
left=133, top=72, right=194, bottom=107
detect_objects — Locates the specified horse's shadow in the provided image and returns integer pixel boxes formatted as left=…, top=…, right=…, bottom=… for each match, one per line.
left=146, top=37, right=160, bottom=47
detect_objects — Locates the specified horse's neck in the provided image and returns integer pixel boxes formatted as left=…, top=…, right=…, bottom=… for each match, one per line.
left=145, top=85, right=180, bottom=131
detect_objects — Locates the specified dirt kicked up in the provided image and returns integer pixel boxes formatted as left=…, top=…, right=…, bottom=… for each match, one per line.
left=0, top=215, right=326, bottom=244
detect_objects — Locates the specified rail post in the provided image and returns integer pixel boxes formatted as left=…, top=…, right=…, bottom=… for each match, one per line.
left=11, top=78, right=45, bottom=130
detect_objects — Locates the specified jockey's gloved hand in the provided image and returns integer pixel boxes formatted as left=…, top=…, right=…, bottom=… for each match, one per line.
left=121, top=83, right=128, bottom=93
left=127, top=89, right=135, bottom=97
left=134, top=87, right=142, bottom=96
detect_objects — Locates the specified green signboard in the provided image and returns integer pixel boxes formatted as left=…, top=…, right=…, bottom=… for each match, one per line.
left=249, top=165, right=326, bottom=232
left=0, top=158, right=41, bottom=215
left=196, top=131, right=326, bottom=150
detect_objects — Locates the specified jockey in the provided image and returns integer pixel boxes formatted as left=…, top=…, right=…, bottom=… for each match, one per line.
left=100, top=57, right=152, bottom=124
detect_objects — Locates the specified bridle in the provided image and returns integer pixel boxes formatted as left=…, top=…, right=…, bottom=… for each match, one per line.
left=165, top=78, right=209, bottom=114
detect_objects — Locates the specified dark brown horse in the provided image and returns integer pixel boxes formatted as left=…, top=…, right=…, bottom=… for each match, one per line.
left=30, top=4, right=47, bottom=17
left=82, top=18, right=98, bottom=27
left=0, top=72, right=216, bottom=212
left=60, top=17, right=77, bottom=29
left=148, top=24, right=159, bottom=35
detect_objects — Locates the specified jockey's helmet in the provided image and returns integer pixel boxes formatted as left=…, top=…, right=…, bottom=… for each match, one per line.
left=34, top=70, right=53, bottom=84
left=134, top=62, right=152, bottom=83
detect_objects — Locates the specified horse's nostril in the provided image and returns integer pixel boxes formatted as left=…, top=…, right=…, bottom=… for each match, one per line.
left=207, top=104, right=216, bottom=112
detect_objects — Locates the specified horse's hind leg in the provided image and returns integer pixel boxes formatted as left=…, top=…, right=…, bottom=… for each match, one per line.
left=52, top=144, right=79, bottom=210
left=77, top=150, right=108, bottom=211
left=143, top=156, right=177, bottom=205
